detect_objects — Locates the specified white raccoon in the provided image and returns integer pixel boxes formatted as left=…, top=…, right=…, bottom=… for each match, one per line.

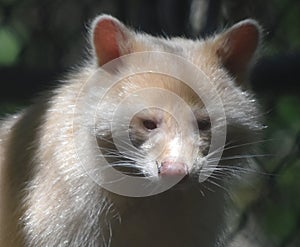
left=0, top=15, right=263, bottom=247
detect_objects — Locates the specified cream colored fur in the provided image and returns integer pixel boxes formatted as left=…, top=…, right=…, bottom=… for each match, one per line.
left=0, top=15, right=262, bottom=247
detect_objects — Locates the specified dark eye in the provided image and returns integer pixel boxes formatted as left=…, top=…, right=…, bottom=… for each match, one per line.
left=197, top=118, right=211, bottom=131
left=143, top=120, right=157, bottom=130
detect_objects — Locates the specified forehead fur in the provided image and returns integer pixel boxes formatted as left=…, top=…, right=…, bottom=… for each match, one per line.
left=127, top=33, right=222, bottom=80
left=107, top=73, right=202, bottom=106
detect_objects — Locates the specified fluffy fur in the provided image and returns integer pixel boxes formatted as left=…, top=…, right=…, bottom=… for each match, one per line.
left=0, top=15, right=263, bottom=247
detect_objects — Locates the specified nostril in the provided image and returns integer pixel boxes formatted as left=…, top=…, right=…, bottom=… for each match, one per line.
left=159, top=161, right=188, bottom=177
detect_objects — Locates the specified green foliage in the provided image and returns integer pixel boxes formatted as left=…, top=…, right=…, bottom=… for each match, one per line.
left=258, top=95, right=300, bottom=245
left=277, top=96, right=300, bottom=132
left=264, top=201, right=298, bottom=241
left=0, top=27, right=21, bottom=66
left=282, top=4, right=300, bottom=50
left=279, top=160, right=300, bottom=211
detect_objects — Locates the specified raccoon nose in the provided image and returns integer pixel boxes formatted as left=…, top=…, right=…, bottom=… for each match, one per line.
left=159, top=160, right=188, bottom=177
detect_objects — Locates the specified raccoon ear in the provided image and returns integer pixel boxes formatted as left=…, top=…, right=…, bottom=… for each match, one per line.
left=215, top=19, right=261, bottom=82
left=91, top=15, right=133, bottom=66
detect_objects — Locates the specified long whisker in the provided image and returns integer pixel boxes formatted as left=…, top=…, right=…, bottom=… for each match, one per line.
left=96, top=132, right=141, bottom=153
left=98, top=145, right=146, bottom=160
left=205, top=178, right=231, bottom=194
left=222, top=139, right=275, bottom=152
left=208, top=154, right=272, bottom=162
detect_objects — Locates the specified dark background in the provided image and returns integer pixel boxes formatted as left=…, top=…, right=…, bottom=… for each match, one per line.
left=0, top=0, right=300, bottom=246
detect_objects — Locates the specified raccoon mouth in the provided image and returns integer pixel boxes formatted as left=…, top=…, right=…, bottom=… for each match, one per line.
left=111, top=162, right=145, bottom=177
left=110, top=160, right=190, bottom=180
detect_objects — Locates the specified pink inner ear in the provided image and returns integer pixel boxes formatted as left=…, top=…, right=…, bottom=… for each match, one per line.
left=217, top=22, right=260, bottom=79
left=227, top=24, right=259, bottom=65
left=93, top=19, right=122, bottom=66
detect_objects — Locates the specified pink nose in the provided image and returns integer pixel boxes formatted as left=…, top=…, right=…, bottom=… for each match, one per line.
left=159, top=161, right=188, bottom=177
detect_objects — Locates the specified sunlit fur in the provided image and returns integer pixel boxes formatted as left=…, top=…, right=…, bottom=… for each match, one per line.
left=0, top=15, right=263, bottom=247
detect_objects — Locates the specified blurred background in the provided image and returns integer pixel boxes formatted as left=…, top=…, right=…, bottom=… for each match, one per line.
left=0, top=0, right=299, bottom=246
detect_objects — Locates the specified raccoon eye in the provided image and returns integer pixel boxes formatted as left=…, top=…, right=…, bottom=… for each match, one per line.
left=143, top=120, right=157, bottom=130
left=197, top=118, right=211, bottom=131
